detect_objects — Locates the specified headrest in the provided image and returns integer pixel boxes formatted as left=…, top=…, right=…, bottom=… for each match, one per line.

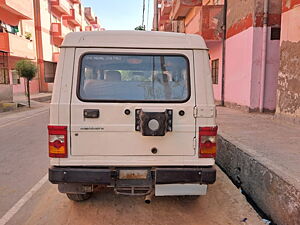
left=104, top=71, right=121, bottom=81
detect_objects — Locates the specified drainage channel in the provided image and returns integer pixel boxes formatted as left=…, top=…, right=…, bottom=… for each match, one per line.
left=217, top=164, right=276, bottom=225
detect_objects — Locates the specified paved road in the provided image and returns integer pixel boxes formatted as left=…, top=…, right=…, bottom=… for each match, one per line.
left=0, top=107, right=265, bottom=225
left=0, top=107, right=49, bottom=219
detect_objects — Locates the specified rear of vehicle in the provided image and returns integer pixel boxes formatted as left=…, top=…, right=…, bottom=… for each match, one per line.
left=48, top=31, right=217, bottom=201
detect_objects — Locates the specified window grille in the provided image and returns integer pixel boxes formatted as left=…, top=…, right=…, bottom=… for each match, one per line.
left=211, top=59, right=219, bottom=84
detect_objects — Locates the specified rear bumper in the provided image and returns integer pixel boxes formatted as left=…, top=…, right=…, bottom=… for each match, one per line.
left=49, top=166, right=216, bottom=185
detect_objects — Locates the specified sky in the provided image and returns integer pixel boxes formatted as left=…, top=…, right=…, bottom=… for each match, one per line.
left=82, top=0, right=154, bottom=31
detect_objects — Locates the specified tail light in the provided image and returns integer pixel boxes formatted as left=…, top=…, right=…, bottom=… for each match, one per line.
left=199, top=126, right=218, bottom=158
left=48, top=125, right=68, bottom=158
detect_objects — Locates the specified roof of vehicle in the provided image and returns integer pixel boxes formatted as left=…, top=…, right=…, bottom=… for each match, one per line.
left=61, top=31, right=208, bottom=50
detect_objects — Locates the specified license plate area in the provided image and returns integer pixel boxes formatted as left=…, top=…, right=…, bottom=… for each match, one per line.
left=118, top=169, right=148, bottom=180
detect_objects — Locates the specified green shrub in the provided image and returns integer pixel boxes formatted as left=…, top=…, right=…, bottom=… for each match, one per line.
left=15, top=60, right=37, bottom=107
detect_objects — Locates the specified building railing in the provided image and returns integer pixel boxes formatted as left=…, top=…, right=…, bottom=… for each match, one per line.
left=170, top=0, right=202, bottom=20
left=84, top=7, right=95, bottom=23
left=85, top=26, right=92, bottom=31
left=50, top=0, right=70, bottom=16
left=161, top=0, right=172, bottom=16
left=62, top=8, right=81, bottom=27
left=51, top=23, right=64, bottom=46
left=0, top=0, right=32, bottom=19
left=69, top=0, right=80, bottom=4
left=192, top=5, right=223, bottom=40
left=0, top=32, right=35, bottom=59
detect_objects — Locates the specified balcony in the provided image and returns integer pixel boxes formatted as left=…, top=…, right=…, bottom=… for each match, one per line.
left=85, top=26, right=92, bottom=31
left=84, top=7, right=96, bottom=23
left=171, top=20, right=185, bottom=33
left=63, top=8, right=81, bottom=27
left=170, top=0, right=202, bottom=20
left=160, top=0, right=172, bottom=23
left=69, top=0, right=80, bottom=4
left=202, top=0, right=224, bottom=5
left=50, top=0, right=70, bottom=16
left=185, top=5, right=223, bottom=41
left=0, top=0, right=32, bottom=20
left=0, top=32, right=35, bottom=59
left=91, top=16, right=100, bottom=29
left=51, top=23, right=63, bottom=46
left=160, top=22, right=172, bottom=32
left=52, top=52, right=60, bottom=62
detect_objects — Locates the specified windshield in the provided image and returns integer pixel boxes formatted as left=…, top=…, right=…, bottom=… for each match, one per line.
left=78, top=54, right=190, bottom=102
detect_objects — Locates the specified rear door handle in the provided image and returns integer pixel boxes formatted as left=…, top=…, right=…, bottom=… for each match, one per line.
left=84, top=109, right=100, bottom=118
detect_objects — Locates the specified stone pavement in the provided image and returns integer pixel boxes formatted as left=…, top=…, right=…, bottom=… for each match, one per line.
left=216, top=106, right=300, bottom=225
left=0, top=93, right=51, bottom=113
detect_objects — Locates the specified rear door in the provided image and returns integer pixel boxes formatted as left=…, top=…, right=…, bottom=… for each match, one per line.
left=70, top=48, right=196, bottom=156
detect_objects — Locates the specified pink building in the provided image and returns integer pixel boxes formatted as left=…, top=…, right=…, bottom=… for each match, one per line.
left=223, top=0, right=281, bottom=112
left=0, top=0, right=39, bottom=100
left=156, top=0, right=300, bottom=119
left=0, top=0, right=101, bottom=101
left=157, top=0, right=225, bottom=106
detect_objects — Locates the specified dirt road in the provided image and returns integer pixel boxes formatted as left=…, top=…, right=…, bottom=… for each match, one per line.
left=7, top=167, right=265, bottom=225
left=1, top=108, right=265, bottom=225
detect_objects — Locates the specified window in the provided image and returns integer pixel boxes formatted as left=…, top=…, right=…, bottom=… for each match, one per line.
left=12, top=70, right=20, bottom=84
left=44, top=61, right=57, bottom=83
left=271, top=27, right=281, bottom=40
left=0, top=51, right=9, bottom=84
left=78, top=54, right=190, bottom=102
left=211, top=59, right=219, bottom=84
left=0, top=68, right=9, bottom=84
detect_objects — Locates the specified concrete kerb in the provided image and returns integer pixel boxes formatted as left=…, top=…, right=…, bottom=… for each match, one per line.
left=0, top=102, right=17, bottom=113
left=31, top=95, right=52, bottom=103
left=0, top=93, right=52, bottom=114
left=216, top=133, right=300, bottom=225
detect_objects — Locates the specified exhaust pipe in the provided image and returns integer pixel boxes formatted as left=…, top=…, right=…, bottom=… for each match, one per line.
left=145, top=192, right=154, bottom=204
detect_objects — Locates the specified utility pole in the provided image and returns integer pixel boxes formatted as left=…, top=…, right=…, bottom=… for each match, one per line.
left=221, top=0, right=227, bottom=106
left=153, top=0, right=158, bottom=31
left=142, top=0, right=145, bottom=28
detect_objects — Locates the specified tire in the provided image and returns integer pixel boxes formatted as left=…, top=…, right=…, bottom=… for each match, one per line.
left=66, top=193, right=92, bottom=201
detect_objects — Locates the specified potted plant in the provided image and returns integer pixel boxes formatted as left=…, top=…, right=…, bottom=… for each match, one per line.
left=25, top=32, right=32, bottom=41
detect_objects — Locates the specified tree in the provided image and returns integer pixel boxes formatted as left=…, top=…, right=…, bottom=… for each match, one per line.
left=134, top=25, right=145, bottom=31
left=15, top=60, right=37, bottom=108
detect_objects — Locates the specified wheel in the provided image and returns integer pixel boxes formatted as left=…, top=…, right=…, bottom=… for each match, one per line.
left=66, top=193, right=92, bottom=201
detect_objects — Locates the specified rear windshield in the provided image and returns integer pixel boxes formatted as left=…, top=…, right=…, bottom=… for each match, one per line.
left=78, top=54, right=190, bottom=102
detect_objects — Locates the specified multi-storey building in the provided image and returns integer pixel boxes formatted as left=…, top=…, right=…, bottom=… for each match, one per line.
left=0, top=0, right=100, bottom=102
left=156, top=0, right=224, bottom=105
left=34, top=0, right=100, bottom=92
left=0, top=0, right=38, bottom=101
left=156, top=0, right=300, bottom=122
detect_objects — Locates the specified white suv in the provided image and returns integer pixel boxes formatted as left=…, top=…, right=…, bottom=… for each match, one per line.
left=48, top=31, right=217, bottom=202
